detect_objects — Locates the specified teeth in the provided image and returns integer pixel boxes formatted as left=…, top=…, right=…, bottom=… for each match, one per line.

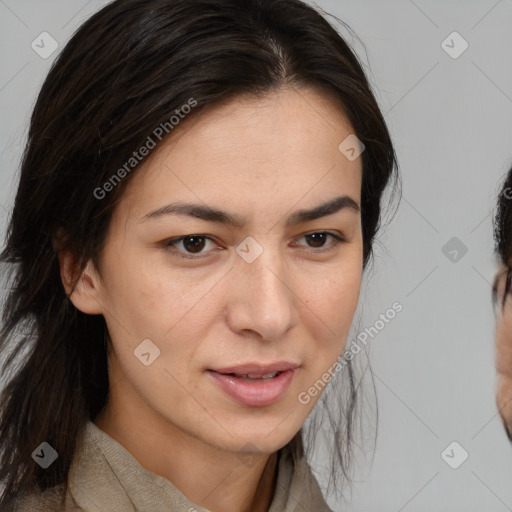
left=237, top=372, right=279, bottom=379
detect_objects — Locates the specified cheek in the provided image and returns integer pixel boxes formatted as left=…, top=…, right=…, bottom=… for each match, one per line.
left=101, top=252, right=205, bottom=334
left=292, top=267, right=362, bottom=412
left=102, top=263, right=225, bottom=378
left=301, top=264, right=362, bottom=339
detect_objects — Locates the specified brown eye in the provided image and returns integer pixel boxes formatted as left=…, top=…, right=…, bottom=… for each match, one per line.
left=295, top=231, right=345, bottom=251
left=182, top=236, right=207, bottom=253
left=164, top=235, right=217, bottom=259
left=305, top=232, right=329, bottom=248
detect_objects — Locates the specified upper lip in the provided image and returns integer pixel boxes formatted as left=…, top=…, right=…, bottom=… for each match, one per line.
left=209, top=362, right=299, bottom=376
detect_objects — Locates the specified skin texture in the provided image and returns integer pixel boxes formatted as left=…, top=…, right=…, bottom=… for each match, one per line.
left=494, top=266, right=512, bottom=438
left=59, top=85, right=364, bottom=512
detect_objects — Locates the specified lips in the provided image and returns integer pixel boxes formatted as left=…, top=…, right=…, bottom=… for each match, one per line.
left=207, top=362, right=299, bottom=407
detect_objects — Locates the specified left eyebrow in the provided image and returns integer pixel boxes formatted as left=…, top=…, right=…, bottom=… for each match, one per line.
left=142, top=195, right=360, bottom=227
left=287, top=195, right=360, bottom=226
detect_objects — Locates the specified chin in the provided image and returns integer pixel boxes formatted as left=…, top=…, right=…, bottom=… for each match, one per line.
left=227, top=419, right=302, bottom=453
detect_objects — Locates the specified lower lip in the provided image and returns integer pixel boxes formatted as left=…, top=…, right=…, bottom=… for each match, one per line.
left=207, top=369, right=296, bottom=407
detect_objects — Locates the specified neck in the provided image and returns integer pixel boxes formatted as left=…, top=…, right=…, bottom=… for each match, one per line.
left=94, top=388, right=279, bottom=512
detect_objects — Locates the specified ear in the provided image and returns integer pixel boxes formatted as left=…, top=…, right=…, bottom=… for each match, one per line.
left=57, top=249, right=104, bottom=315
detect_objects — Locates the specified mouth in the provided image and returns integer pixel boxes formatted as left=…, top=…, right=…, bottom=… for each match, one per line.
left=222, top=372, right=281, bottom=380
left=206, top=362, right=299, bottom=407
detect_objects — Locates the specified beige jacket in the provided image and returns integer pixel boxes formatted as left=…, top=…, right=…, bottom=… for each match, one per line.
left=7, top=421, right=333, bottom=511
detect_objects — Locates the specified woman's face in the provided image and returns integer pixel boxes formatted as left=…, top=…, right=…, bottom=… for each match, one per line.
left=80, top=85, right=363, bottom=454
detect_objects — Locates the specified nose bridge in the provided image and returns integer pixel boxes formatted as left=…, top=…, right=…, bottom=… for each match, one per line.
left=229, top=239, right=296, bottom=338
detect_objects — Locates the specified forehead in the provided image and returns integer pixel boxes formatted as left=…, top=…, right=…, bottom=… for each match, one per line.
left=121, top=85, right=363, bottom=219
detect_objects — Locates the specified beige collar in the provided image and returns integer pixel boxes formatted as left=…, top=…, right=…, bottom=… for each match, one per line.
left=64, top=420, right=333, bottom=512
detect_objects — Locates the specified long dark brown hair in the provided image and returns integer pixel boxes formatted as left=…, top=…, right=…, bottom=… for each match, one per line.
left=0, top=0, right=399, bottom=504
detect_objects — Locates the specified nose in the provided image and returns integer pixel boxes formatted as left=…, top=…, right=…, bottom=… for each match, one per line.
left=225, top=243, right=298, bottom=341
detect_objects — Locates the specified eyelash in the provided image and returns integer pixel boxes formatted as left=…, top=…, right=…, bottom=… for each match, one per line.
left=163, top=232, right=346, bottom=260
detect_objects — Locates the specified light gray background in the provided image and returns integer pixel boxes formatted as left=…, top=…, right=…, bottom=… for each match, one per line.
left=1, top=1, right=512, bottom=511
